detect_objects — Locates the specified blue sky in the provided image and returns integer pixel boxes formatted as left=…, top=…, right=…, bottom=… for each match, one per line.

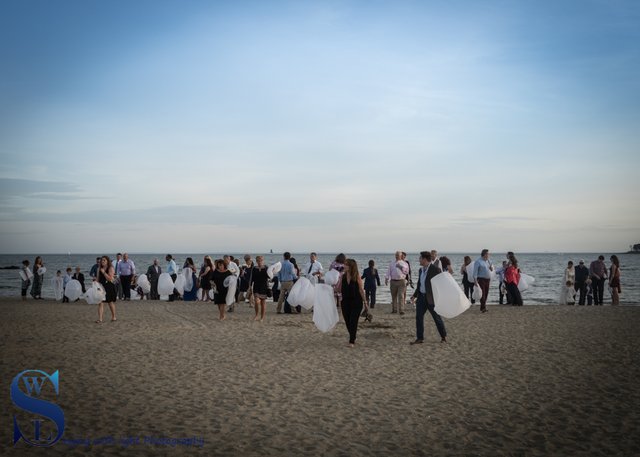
left=1, top=0, right=639, bottom=254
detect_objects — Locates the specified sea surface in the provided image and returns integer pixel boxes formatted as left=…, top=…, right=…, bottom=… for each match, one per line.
left=1, top=253, right=638, bottom=305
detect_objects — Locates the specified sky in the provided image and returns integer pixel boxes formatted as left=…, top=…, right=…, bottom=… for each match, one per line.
left=0, top=0, right=639, bottom=254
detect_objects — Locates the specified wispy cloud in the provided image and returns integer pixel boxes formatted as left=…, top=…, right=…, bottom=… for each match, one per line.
left=0, top=178, right=83, bottom=200
left=0, top=204, right=368, bottom=228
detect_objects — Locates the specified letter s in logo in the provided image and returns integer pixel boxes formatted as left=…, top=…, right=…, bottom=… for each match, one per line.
left=11, top=369, right=65, bottom=447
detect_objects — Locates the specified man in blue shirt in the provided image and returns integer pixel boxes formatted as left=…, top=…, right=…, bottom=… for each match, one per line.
left=166, top=254, right=178, bottom=302
left=276, top=252, right=298, bottom=314
left=89, top=257, right=100, bottom=280
left=119, top=252, right=136, bottom=301
left=473, top=249, right=494, bottom=313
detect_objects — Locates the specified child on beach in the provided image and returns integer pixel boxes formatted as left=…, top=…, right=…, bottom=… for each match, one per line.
left=53, top=270, right=64, bottom=301
left=560, top=280, right=576, bottom=305
left=19, top=260, right=32, bottom=301
left=586, top=279, right=593, bottom=305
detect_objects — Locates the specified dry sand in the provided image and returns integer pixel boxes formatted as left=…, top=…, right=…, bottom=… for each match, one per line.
left=1, top=297, right=639, bottom=456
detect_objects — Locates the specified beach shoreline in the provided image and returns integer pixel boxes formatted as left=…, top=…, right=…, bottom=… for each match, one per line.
left=2, top=298, right=639, bottom=456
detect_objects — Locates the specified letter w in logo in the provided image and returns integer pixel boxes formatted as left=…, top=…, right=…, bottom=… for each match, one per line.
left=22, top=377, right=47, bottom=396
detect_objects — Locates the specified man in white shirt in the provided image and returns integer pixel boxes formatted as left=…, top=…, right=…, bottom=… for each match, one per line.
left=431, top=250, right=441, bottom=271
left=166, top=254, right=178, bottom=302
left=114, top=253, right=123, bottom=300
left=385, top=251, right=409, bottom=315
left=304, top=252, right=324, bottom=284
left=224, top=255, right=240, bottom=276
left=410, top=251, right=446, bottom=344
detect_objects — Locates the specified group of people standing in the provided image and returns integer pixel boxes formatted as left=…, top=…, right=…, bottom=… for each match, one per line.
left=19, top=250, right=625, bottom=344
left=460, top=250, right=523, bottom=309
left=561, top=255, right=622, bottom=305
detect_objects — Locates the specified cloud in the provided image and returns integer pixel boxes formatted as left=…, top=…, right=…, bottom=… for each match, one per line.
left=0, top=204, right=369, bottom=228
left=448, top=216, right=549, bottom=227
left=24, top=193, right=110, bottom=201
left=0, top=178, right=82, bottom=200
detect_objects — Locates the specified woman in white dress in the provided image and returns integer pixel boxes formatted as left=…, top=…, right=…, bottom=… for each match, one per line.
left=559, top=261, right=576, bottom=305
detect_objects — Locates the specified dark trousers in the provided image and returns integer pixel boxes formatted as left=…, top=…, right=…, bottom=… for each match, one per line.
left=116, top=280, right=123, bottom=300
left=506, top=282, right=523, bottom=306
left=150, top=281, right=159, bottom=300
left=365, top=288, right=377, bottom=308
left=498, top=281, right=505, bottom=304
left=341, top=300, right=363, bottom=344
left=575, top=281, right=587, bottom=305
left=463, top=280, right=475, bottom=304
left=120, top=275, right=132, bottom=300
left=592, top=278, right=605, bottom=305
left=416, top=293, right=446, bottom=340
left=477, top=278, right=490, bottom=311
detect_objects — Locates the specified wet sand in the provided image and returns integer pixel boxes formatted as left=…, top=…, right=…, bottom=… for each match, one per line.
left=1, top=297, right=639, bottom=456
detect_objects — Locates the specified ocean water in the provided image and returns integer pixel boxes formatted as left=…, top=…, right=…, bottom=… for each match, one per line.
left=1, top=253, right=638, bottom=305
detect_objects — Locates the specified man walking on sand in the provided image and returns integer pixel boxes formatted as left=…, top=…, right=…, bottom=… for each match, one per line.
left=276, top=252, right=298, bottom=314
left=473, top=249, right=494, bottom=313
left=410, top=251, right=446, bottom=344
left=304, top=252, right=324, bottom=284
left=114, top=253, right=123, bottom=300
left=118, top=252, right=136, bottom=301
left=385, top=251, right=409, bottom=315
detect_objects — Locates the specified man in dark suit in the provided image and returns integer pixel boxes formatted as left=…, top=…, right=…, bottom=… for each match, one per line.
left=73, top=266, right=86, bottom=294
left=574, top=259, right=589, bottom=306
left=410, top=251, right=447, bottom=344
left=146, top=259, right=161, bottom=300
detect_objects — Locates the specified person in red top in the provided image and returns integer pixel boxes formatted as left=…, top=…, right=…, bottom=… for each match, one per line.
left=504, top=260, right=523, bottom=306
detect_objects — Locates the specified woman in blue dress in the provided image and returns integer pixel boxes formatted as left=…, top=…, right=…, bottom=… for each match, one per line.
left=182, top=257, right=199, bottom=301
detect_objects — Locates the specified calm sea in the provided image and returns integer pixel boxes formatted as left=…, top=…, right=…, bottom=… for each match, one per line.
left=1, top=253, right=638, bottom=305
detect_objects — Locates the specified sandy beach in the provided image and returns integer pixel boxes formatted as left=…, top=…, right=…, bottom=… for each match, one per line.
left=1, top=297, right=639, bottom=456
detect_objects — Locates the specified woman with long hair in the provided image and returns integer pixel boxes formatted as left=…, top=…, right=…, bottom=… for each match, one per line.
left=460, top=256, right=474, bottom=304
left=440, top=256, right=454, bottom=274
left=211, top=259, right=232, bottom=320
left=609, top=255, right=621, bottom=305
left=341, top=259, right=369, bottom=347
left=97, top=255, right=117, bottom=323
left=504, top=259, right=523, bottom=306
left=199, top=256, right=214, bottom=302
left=250, top=256, right=270, bottom=321
left=30, top=256, right=44, bottom=299
left=183, top=257, right=198, bottom=302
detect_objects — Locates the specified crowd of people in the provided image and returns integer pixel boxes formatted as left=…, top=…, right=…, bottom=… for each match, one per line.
left=19, top=251, right=624, bottom=345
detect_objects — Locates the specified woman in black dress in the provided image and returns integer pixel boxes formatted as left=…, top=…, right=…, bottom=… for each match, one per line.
left=341, top=259, right=369, bottom=347
left=199, top=256, right=214, bottom=302
left=250, top=255, right=270, bottom=322
left=96, top=255, right=117, bottom=323
left=30, top=256, right=44, bottom=299
left=211, top=259, right=232, bottom=320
